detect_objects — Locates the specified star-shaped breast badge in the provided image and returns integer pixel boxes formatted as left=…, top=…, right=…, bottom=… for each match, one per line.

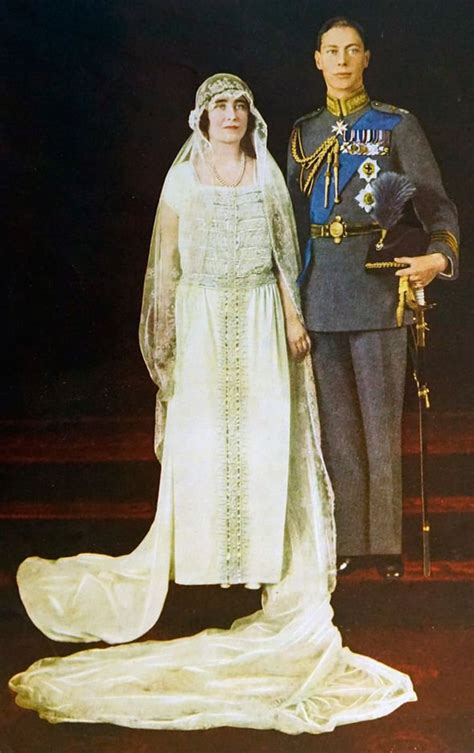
left=331, top=119, right=348, bottom=137
left=357, top=158, right=381, bottom=182
left=355, top=185, right=375, bottom=213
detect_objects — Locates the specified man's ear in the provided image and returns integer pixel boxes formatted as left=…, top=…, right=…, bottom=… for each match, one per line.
left=364, top=49, right=371, bottom=69
left=314, top=50, right=322, bottom=70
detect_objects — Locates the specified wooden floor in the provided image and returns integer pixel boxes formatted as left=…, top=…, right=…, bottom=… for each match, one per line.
left=0, top=412, right=473, bottom=752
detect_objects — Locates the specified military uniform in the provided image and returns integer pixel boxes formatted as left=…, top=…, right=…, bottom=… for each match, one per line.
left=287, top=88, right=459, bottom=555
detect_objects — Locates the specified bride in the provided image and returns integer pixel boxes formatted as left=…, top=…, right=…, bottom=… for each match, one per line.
left=9, top=73, right=416, bottom=734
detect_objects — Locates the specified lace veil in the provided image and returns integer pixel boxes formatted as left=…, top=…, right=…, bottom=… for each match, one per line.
left=139, top=73, right=306, bottom=459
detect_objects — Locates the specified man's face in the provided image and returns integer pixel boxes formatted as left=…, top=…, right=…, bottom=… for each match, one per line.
left=315, top=25, right=370, bottom=97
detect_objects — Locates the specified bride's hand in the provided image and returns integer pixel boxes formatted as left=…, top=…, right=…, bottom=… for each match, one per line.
left=285, top=318, right=312, bottom=361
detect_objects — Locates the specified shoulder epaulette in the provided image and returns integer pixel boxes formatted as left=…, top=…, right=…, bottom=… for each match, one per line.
left=293, top=107, right=324, bottom=128
left=371, top=100, right=410, bottom=116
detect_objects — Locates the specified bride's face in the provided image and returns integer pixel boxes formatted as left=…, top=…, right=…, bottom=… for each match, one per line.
left=207, top=95, right=249, bottom=147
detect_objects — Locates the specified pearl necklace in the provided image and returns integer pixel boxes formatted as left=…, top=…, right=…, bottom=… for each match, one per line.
left=210, top=153, right=246, bottom=187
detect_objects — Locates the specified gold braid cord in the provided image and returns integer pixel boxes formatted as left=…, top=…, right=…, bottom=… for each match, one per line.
left=291, top=127, right=339, bottom=197
left=430, top=230, right=459, bottom=256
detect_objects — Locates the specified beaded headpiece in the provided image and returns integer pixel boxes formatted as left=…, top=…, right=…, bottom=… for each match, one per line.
left=188, top=74, right=254, bottom=130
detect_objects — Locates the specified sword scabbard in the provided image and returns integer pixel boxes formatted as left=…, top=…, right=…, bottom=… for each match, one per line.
left=422, top=525, right=431, bottom=577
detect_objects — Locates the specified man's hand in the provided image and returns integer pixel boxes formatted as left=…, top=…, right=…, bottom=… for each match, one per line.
left=394, top=252, right=448, bottom=287
left=286, top=317, right=312, bottom=361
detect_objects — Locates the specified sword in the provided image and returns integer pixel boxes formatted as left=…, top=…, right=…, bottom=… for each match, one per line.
left=407, top=286, right=435, bottom=577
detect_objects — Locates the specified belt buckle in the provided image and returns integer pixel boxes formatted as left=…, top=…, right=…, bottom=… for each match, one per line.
left=328, top=215, right=346, bottom=245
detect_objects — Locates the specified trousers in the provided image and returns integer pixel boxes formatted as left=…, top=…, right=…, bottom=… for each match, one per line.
left=310, top=328, right=407, bottom=555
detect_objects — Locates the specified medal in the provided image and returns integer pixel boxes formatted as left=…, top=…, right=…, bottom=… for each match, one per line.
left=341, top=128, right=391, bottom=156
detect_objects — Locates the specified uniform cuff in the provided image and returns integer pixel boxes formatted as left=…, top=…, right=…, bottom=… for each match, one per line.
left=427, top=241, right=458, bottom=280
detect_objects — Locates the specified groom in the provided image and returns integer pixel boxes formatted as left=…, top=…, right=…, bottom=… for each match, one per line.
left=287, top=17, right=459, bottom=577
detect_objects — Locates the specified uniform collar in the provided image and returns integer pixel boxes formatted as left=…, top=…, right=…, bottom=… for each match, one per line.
left=326, top=87, right=370, bottom=117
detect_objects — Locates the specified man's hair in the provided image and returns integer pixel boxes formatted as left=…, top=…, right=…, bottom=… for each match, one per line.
left=316, top=16, right=368, bottom=51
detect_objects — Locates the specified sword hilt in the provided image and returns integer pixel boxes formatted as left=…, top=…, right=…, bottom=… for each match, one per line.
left=415, top=287, right=426, bottom=307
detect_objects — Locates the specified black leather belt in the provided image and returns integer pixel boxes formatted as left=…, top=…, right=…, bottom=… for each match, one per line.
left=311, top=215, right=381, bottom=245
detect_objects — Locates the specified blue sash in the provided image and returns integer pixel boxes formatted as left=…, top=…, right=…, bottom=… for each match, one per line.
left=298, top=108, right=401, bottom=285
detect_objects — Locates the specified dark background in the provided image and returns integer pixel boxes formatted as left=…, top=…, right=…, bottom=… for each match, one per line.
left=3, top=0, right=473, bottom=419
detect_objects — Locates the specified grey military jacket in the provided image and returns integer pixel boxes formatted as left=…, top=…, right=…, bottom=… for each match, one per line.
left=287, top=100, right=459, bottom=331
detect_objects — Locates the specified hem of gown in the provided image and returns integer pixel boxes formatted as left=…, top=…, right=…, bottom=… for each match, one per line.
left=173, top=576, right=280, bottom=586
left=337, top=548, right=402, bottom=557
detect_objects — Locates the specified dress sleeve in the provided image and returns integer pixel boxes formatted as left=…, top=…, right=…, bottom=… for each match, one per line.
left=161, top=165, right=186, bottom=215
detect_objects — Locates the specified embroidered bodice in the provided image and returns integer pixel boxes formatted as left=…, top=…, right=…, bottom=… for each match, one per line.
left=163, top=163, right=275, bottom=287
